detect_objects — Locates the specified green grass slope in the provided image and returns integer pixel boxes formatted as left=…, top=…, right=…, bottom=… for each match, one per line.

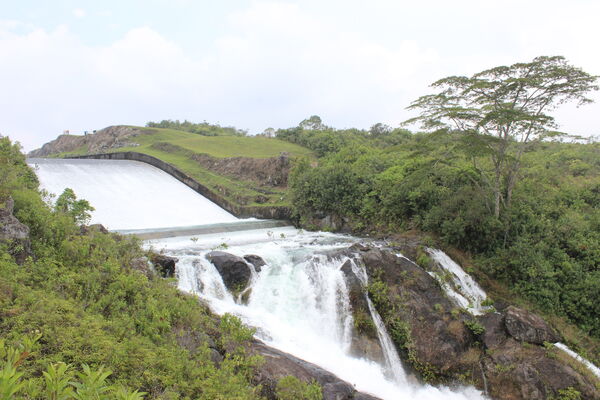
left=60, top=127, right=314, bottom=211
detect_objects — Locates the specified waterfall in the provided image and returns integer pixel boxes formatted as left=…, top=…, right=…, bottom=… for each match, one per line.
left=154, top=231, right=486, bottom=400
left=554, top=343, right=600, bottom=379
left=426, top=249, right=489, bottom=315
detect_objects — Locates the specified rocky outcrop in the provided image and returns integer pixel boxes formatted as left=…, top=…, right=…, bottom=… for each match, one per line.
left=343, top=245, right=599, bottom=400
left=480, top=311, right=599, bottom=400
left=0, top=196, right=31, bottom=264
left=359, top=247, right=476, bottom=380
left=130, top=257, right=156, bottom=279
left=150, top=254, right=178, bottom=278
left=190, top=151, right=291, bottom=188
left=28, top=126, right=144, bottom=157
left=250, top=340, right=380, bottom=400
left=206, top=251, right=252, bottom=294
left=504, top=306, right=561, bottom=345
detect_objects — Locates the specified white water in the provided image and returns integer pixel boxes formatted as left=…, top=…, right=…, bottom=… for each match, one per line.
left=554, top=343, right=600, bottom=379
left=27, top=158, right=238, bottom=230
left=151, top=231, right=486, bottom=400
left=427, top=249, right=489, bottom=315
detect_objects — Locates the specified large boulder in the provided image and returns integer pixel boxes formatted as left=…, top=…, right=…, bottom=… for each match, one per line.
left=0, top=196, right=31, bottom=264
left=206, top=251, right=252, bottom=294
left=504, top=306, right=561, bottom=345
left=150, top=253, right=178, bottom=278
left=360, top=247, right=475, bottom=381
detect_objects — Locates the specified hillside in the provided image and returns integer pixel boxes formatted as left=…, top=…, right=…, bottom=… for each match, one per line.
left=29, top=126, right=314, bottom=213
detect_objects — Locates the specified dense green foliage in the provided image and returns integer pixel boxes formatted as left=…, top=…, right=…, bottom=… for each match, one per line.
left=285, top=121, right=600, bottom=340
left=0, top=137, right=268, bottom=399
left=146, top=120, right=248, bottom=137
left=275, top=376, right=321, bottom=400
left=406, top=56, right=598, bottom=219
left=276, top=117, right=412, bottom=158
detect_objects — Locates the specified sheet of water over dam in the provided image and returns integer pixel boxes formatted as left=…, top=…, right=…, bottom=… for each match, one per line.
left=30, top=157, right=491, bottom=399
left=28, top=158, right=238, bottom=230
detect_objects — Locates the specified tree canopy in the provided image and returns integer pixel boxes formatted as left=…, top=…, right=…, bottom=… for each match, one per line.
left=405, top=56, right=598, bottom=217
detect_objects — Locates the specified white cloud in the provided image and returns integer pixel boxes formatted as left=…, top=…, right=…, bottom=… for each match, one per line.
left=1, top=1, right=599, bottom=151
left=73, top=8, right=86, bottom=18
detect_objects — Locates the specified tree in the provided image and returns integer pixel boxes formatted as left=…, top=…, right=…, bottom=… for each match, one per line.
left=299, top=115, right=326, bottom=130
left=369, top=123, right=392, bottom=137
left=406, top=56, right=598, bottom=218
left=54, top=188, right=94, bottom=225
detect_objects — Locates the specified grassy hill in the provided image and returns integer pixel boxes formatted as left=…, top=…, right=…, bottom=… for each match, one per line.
left=46, top=126, right=314, bottom=212
left=115, top=127, right=314, bottom=159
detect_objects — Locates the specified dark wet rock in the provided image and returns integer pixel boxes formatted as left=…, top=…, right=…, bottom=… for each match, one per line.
left=150, top=253, right=178, bottom=278
left=351, top=245, right=599, bottom=399
left=243, top=254, right=266, bottom=272
left=206, top=251, right=252, bottom=293
left=240, top=288, right=253, bottom=305
left=504, top=306, right=561, bottom=345
left=250, top=340, right=380, bottom=400
left=348, top=243, right=371, bottom=253
left=0, top=196, right=31, bottom=264
left=480, top=312, right=507, bottom=349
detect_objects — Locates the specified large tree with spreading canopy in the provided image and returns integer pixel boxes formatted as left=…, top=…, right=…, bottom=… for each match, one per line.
left=406, top=56, right=598, bottom=218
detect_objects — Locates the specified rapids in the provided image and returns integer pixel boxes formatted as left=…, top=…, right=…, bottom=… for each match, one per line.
left=150, top=229, right=486, bottom=400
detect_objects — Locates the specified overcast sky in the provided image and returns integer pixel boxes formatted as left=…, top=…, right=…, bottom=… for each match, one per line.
left=2, top=0, right=599, bottom=151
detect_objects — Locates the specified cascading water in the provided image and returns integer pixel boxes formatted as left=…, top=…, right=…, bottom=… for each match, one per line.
left=426, top=249, right=489, bottom=315
left=151, top=230, right=486, bottom=400
left=554, top=343, right=600, bottom=379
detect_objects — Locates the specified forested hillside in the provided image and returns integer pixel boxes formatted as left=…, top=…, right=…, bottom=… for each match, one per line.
left=283, top=122, right=600, bottom=350
left=285, top=58, right=600, bottom=354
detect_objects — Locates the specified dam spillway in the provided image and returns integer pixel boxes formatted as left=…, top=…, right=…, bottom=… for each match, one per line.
left=27, top=158, right=239, bottom=230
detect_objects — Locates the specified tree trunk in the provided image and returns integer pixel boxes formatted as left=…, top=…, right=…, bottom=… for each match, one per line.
left=493, top=162, right=502, bottom=218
